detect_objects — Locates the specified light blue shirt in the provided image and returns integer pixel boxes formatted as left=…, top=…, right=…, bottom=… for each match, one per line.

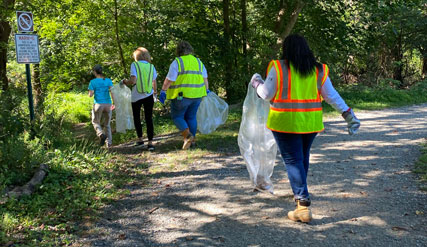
left=88, top=78, right=113, bottom=104
left=130, top=60, right=157, bottom=102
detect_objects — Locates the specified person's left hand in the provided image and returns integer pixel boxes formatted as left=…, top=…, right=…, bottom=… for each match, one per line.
left=111, top=104, right=116, bottom=110
left=342, top=108, right=360, bottom=135
left=206, top=89, right=211, bottom=94
left=250, top=73, right=263, bottom=89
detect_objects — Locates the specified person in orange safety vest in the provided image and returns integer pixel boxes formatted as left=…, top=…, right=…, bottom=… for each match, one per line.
left=250, top=34, right=360, bottom=223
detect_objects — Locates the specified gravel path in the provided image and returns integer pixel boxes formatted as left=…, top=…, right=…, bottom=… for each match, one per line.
left=76, top=104, right=427, bottom=247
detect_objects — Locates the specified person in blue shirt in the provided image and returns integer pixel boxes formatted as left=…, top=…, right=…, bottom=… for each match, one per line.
left=122, top=47, right=157, bottom=151
left=88, top=64, right=115, bottom=147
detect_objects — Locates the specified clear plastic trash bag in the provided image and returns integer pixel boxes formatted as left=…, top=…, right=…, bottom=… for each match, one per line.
left=197, top=92, right=229, bottom=134
left=238, top=83, right=277, bottom=193
left=111, top=84, right=134, bottom=133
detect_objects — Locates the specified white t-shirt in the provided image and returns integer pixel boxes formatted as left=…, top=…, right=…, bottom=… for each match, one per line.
left=130, top=60, right=157, bottom=102
left=256, top=66, right=349, bottom=113
left=166, top=59, right=208, bottom=81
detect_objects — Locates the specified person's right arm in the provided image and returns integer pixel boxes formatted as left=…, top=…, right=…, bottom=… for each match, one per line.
left=252, top=67, right=278, bottom=101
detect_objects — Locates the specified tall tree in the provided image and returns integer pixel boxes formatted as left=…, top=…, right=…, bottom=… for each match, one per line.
left=0, top=0, right=15, bottom=91
left=112, top=0, right=127, bottom=75
left=270, top=0, right=305, bottom=58
left=223, top=0, right=237, bottom=101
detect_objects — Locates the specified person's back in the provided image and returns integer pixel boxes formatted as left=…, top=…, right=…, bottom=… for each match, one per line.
left=89, top=78, right=113, bottom=104
left=88, top=65, right=115, bottom=148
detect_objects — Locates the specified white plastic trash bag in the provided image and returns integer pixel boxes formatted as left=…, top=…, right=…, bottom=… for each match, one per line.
left=197, top=92, right=229, bottom=134
left=111, top=84, right=134, bottom=133
left=238, top=83, right=277, bottom=193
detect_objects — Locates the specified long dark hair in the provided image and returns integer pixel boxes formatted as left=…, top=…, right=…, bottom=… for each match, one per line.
left=281, top=34, right=322, bottom=76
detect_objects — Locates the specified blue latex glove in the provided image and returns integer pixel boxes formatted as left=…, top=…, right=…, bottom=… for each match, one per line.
left=206, top=89, right=211, bottom=94
left=342, top=108, right=360, bottom=135
left=159, top=90, right=166, bottom=104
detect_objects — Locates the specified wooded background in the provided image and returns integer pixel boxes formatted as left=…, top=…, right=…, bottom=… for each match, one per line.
left=1, top=0, right=426, bottom=104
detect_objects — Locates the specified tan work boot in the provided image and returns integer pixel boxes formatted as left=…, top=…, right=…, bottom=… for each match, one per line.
left=182, top=129, right=194, bottom=150
left=288, top=200, right=312, bottom=223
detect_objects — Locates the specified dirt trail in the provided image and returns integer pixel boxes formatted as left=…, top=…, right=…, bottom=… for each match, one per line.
left=76, top=104, right=427, bottom=247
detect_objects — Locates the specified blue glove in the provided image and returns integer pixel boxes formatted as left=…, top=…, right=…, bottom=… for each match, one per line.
left=159, top=90, right=166, bottom=104
left=206, top=89, right=211, bottom=94
left=342, top=108, right=360, bottom=135
left=250, top=73, right=263, bottom=89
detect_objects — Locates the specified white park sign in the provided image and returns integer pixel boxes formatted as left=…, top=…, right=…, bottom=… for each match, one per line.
left=15, top=34, right=40, bottom=64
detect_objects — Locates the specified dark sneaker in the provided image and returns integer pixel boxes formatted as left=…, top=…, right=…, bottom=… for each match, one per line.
left=147, top=144, right=155, bottom=152
left=100, top=134, right=107, bottom=146
left=134, top=141, right=145, bottom=147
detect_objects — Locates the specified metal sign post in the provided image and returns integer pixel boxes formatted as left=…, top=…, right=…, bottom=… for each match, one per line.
left=25, top=64, right=35, bottom=121
left=15, top=12, right=39, bottom=123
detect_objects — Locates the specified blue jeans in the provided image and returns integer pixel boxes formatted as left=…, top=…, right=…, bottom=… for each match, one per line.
left=171, top=97, right=202, bottom=136
left=272, top=131, right=317, bottom=200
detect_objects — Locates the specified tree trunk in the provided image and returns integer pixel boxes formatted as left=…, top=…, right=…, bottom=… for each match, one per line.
left=223, top=0, right=237, bottom=102
left=32, top=63, right=44, bottom=114
left=268, top=0, right=305, bottom=59
left=241, top=0, right=248, bottom=74
left=113, top=0, right=127, bottom=76
left=0, top=0, right=16, bottom=91
left=1, top=164, right=49, bottom=204
left=422, top=56, right=427, bottom=79
left=393, top=26, right=404, bottom=88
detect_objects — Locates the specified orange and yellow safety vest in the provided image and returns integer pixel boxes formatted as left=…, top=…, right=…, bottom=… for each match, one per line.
left=266, top=60, right=329, bottom=133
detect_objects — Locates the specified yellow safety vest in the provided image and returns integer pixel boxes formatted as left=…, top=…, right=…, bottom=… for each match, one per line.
left=133, top=61, right=154, bottom=94
left=167, top=55, right=206, bottom=99
left=266, top=60, right=329, bottom=133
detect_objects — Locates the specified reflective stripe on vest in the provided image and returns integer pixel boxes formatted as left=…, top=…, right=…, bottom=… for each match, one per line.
left=167, top=55, right=206, bottom=99
left=266, top=60, right=329, bottom=133
left=133, top=61, right=153, bottom=94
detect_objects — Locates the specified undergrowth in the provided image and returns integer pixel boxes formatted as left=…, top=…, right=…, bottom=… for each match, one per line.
left=414, top=143, right=427, bottom=191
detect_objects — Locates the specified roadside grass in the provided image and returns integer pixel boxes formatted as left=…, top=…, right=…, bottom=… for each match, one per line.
left=322, top=80, right=427, bottom=114
left=2, top=83, right=427, bottom=246
left=414, top=143, right=427, bottom=191
left=45, top=91, right=93, bottom=123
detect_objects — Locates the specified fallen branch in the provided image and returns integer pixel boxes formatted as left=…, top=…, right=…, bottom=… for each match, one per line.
left=1, top=164, right=49, bottom=204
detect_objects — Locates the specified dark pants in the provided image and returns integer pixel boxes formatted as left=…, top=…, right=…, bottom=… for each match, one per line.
left=272, top=131, right=317, bottom=200
left=131, top=95, right=154, bottom=141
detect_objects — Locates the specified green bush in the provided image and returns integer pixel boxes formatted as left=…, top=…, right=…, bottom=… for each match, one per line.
left=44, top=91, right=93, bottom=124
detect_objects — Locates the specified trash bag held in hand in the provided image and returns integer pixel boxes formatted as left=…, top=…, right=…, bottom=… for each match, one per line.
left=238, top=83, right=277, bottom=193
left=196, top=92, right=229, bottom=134
left=111, top=84, right=134, bottom=133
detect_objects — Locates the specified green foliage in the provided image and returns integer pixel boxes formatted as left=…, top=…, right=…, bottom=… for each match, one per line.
left=0, top=87, right=130, bottom=246
left=44, top=90, right=93, bottom=124
left=414, top=143, right=427, bottom=190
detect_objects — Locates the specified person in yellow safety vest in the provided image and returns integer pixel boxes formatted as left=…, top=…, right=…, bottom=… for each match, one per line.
left=250, top=34, right=360, bottom=223
left=122, top=47, right=158, bottom=151
left=159, top=41, right=210, bottom=149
